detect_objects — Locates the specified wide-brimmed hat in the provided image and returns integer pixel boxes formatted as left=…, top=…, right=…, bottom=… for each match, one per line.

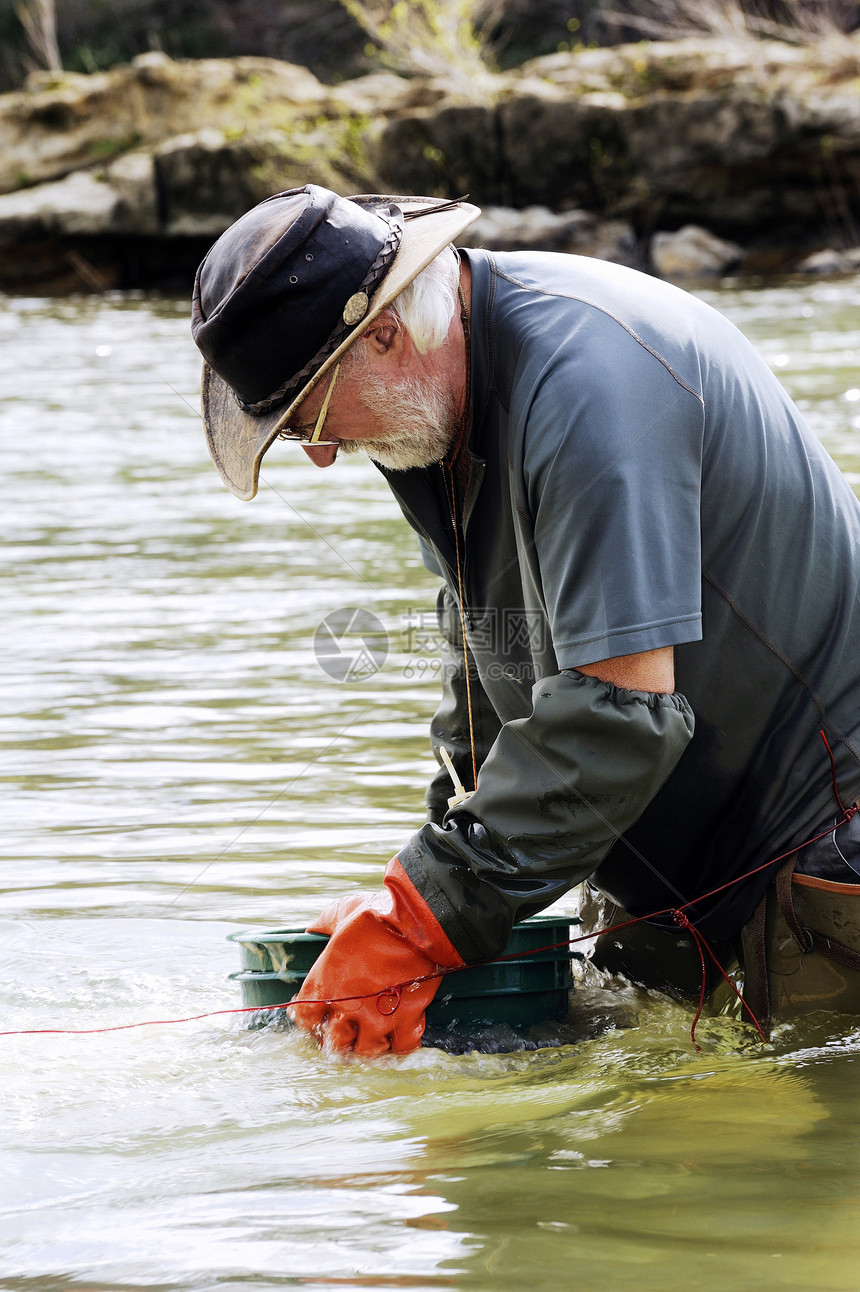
left=191, top=185, right=481, bottom=500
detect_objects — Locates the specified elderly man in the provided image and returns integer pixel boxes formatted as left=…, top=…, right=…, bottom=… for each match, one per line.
left=192, top=185, right=860, bottom=1054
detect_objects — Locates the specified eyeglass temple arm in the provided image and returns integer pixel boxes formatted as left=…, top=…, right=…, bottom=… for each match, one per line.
left=309, top=362, right=340, bottom=444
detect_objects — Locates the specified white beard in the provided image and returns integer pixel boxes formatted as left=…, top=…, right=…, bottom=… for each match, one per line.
left=339, top=371, right=459, bottom=471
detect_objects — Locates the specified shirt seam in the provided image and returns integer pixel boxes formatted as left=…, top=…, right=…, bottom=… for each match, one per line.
left=492, top=265, right=706, bottom=406
left=703, top=568, right=860, bottom=768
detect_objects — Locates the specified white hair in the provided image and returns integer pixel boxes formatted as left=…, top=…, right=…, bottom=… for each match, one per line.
left=391, top=245, right=459, bottom=353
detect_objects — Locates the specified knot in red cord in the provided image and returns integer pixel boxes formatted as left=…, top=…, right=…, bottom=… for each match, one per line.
left=376, top=987, right=401, bottom=1016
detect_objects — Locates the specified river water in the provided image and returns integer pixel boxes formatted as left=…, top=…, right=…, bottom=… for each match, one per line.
left=1, top=276, right=859, bottom=1290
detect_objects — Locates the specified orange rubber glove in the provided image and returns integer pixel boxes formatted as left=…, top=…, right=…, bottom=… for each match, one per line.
left=288, top=857, right=465, bottom=1055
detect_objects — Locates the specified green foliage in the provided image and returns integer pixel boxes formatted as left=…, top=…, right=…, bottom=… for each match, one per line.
left=334, top=0, right=498, bottom=84
left=87, top=132, right=142, bottom=159
left=2, top=0, right=856, bottom=94
left=247, top=107, right=377, bottom=196
left=343, top=112, right=372, bottom=167
left=595, top=0, right=860, bottom=45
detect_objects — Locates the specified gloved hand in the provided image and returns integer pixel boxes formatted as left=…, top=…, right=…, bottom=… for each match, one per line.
left=288, top=857, right=465, bottom=1055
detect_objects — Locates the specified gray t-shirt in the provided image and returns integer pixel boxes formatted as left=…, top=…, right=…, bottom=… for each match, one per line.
left=385, top=249, right=860, bottom=937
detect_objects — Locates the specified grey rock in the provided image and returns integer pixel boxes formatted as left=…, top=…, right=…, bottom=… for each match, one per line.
left=795, top=246, right=860, bottom=274
left=153, top=130, right=264, bottom=237
left=104, top=149, right=158, bottom=235
left=461, top=204, right=597, bottom=250
left=651, top=225, right=744, bottom=278
left=0, top=168, right=119, bottom=243
left=2, top=35, right=860, bottom=287
left=460, top=204, right=640, bottom=266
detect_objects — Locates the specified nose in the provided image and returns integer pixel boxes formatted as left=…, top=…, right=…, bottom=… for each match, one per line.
left=302, top=443, right=340, bottom=468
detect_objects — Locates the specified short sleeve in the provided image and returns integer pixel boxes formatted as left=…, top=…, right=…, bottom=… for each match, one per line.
left=521, top=327, right=705, bottom=667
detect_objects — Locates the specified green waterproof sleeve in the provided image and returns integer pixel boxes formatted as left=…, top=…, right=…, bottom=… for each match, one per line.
left=399, top=668, right=695, bottom=963
left=426, top=584, right=502, bottom=825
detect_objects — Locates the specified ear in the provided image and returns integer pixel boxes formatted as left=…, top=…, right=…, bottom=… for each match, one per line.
left=362, top=307, right=408, bottom=359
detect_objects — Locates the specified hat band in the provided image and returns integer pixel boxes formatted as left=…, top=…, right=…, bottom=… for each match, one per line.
left=235, top=216, right=403, bottom=417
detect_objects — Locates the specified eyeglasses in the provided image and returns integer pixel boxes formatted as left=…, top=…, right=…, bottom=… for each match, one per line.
left=275, top=362, right=340, bottom=445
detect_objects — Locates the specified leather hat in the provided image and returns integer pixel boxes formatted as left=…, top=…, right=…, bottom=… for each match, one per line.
left=192, top=185, right=480, bottom=499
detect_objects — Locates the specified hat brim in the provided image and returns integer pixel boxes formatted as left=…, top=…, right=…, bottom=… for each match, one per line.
left=201, top=194, right=481, bottom=501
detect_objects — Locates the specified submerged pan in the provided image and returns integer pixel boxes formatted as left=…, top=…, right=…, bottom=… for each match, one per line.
left=227, top=914, right=580, bottom=1039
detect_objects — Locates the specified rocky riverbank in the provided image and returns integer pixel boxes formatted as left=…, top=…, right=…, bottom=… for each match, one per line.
left=2, top=34, right=859, bottom=290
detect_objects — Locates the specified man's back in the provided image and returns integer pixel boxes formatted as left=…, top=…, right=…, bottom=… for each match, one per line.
left=386, top=249, right=860, bottom=934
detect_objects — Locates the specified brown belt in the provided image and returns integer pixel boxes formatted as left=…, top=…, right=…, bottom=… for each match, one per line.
left=742, top=853, right=860, bottom=1026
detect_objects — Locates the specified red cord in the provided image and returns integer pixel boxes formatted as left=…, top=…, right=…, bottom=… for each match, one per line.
left=0, top=983, right=432, bottom=1037
left=0, top=1002, right=297, bottom=1037
left=673, top=911, right=708, bottom=1049
left=672, top=909, right=769, bottom=1046
left=821, top=728, right=856, bottom=820
left=3, top=746, right=855, bottom=1044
